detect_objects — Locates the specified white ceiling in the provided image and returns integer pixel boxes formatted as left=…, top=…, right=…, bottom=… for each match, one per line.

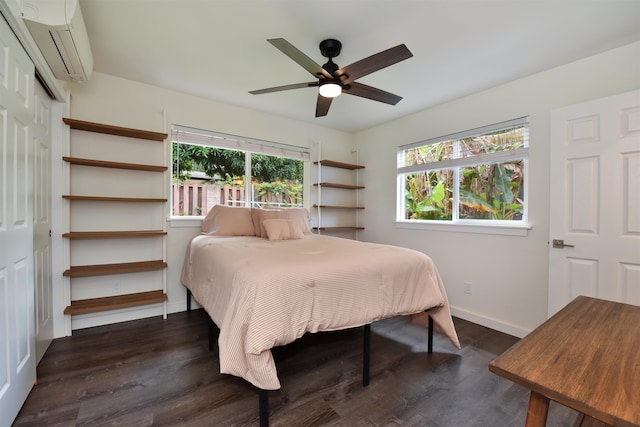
left=78, top=0, right=640, bottom=133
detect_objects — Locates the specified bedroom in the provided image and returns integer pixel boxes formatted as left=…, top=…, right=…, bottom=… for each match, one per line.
left=1, top=0, right=639, bottom=425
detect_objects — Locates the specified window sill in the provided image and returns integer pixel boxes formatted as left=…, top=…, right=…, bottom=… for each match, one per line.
left=168, top=217, right=204, bottom=228
left=394, top=220, right=531, bottom=237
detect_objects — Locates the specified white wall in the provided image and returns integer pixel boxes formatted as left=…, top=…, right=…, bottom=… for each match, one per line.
left=57, top=72, right=354, bottom=331
left=58, top=42, right=639, bottom=336
left=354, top=41, right=640, bottom=337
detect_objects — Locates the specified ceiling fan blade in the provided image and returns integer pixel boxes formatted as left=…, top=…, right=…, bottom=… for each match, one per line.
left=249, top=82, right=318, bottom=95
left=338, top=44, right=413, bottom=84
left=267, top=38, right=332, bottom=79
left=344, top=82, right=403, bottom=105
left=315, top=94, right=333, bottom=117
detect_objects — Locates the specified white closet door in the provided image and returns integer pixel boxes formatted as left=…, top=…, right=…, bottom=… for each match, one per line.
left=0, top=15, right=37, bottom=427
left=33, top=81, right=53, bottom=363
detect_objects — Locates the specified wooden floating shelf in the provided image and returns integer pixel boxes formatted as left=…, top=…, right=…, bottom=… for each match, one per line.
left=314, top=204, right=365, bottom=209
left=63, top=231, right=167, bottom=239
left=63, top=195, right=167, bottom=202
left=313, top=227, right=365, bottom=231
left=63, top=260, right=167, bottom=277
left=314, top=160, right=364, bottom=170
left=63, top=156, right=167, bottom=172
left=64, top=290, right=167, bottom=315
left=314, top=182, right=365, bottom=190
left=63, top=118, right=167, bottom=141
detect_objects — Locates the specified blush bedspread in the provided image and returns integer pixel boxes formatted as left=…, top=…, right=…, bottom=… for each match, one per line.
left=181, top=234, right=460, bottom=390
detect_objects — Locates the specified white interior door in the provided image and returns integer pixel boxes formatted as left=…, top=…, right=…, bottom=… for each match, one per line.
left=33, top=81, right=53, bottom=363
left=548, top=90, right=640, bottom=316
left=0, top=15, right=37, bottom=427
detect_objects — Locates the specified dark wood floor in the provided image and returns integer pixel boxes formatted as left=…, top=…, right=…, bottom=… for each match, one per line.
left=14, top=309, right=581, bottom=427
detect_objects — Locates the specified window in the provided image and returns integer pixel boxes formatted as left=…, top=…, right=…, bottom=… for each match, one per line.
left=171, top=126, right=309, bottom=217
left=397, top=117, right=528, bottom=226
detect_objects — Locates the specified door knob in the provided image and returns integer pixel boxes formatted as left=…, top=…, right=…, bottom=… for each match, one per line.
left=552, top=239, right=574, bottom=248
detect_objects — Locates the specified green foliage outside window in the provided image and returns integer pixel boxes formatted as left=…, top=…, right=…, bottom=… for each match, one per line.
left=403, top=126, right=525, bottom=221
left=172, top=143, right=303, bottom=184
left=172, top=142, right=304, bottom=212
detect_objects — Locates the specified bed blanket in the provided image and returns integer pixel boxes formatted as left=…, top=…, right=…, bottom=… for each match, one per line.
left=181, top=234, right=460, bottom=390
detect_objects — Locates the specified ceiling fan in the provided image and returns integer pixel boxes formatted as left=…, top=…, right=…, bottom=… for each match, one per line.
left=249, top=38, right=413, bottom=117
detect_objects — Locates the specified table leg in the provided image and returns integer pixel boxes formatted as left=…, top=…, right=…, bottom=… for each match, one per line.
left=525, top=391, right=550, bottom=427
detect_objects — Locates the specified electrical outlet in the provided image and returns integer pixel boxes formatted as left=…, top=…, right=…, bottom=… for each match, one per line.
left=112, top=281, right=121, bottom=294
left=464, top=281, right=472, bottom=295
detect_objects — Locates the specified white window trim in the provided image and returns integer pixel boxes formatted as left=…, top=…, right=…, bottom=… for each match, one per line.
left=167, top=216, right=202, bottom=228
left=397, top=146, right=529, bottom=174
left=396, top=117, right=530, bottom=233
left=172, top=125, right=310, bottom=161
left=398, top=116, right=528, bottom=151
left=394, top=219, right=531, bottom=237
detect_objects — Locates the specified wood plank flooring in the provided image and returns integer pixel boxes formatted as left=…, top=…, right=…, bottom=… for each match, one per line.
left=13, top=310, right=582, bottom=426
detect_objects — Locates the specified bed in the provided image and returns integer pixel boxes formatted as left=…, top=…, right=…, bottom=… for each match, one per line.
left=180, top=205, right=460, bottom=424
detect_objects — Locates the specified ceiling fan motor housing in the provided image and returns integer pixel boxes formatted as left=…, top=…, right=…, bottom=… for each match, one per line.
left=319, top=39, right=342, bottom=59
left=319, top=39, right=342, bottom=77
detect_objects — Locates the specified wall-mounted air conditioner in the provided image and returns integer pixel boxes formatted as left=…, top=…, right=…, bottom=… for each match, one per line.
left=22, top=0, right=93, bottom=82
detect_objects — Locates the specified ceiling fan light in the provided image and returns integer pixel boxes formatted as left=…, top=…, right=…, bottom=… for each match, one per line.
left=319, top=82, right=342, bottom=98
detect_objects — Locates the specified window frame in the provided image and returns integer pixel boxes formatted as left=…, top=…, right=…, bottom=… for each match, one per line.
left=396, top=117, right=531, bottom=236
left=169, top=125, right=310, bottom=221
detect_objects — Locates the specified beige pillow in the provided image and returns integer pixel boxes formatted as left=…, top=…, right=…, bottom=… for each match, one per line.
left=262, top=219, right=305, bottom=241
left=251, top=208, right=281, bottom=236
left=202, top=205, right=255, bottom=236
left=253, top=209, right=288, bottom=238
left=283, top=207, right=312, bottom=234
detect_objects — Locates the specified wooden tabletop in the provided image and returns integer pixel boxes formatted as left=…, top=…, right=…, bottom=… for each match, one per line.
left=489, top=296, right=640, bottom=426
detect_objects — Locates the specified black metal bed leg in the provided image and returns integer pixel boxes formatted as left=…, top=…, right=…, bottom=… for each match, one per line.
left=258, top=389, right=269, bottom=427
left=186, top=288, right=192, bottom=311
left=428, top=314, right=434, bottom=354
left=208, top=318, right=215, bottom=352
left=363, top=324, right=371, bottom=387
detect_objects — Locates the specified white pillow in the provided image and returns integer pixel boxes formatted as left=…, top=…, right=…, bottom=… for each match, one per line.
left=262, top=219, right=305, bottom=241
left=201, top=205, right=255, bottom=236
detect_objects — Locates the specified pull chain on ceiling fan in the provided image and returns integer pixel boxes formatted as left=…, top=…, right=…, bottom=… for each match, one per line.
left=249, top=38, right=413, bottom=118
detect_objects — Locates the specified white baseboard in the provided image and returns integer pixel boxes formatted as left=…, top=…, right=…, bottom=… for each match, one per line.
left=166, top=299, right=201, bottom=314
left=70, top=304, right=165, bottom=331
left=68, top=298, right=202, bottom=332
left=449, top=305, right=530, bottom=339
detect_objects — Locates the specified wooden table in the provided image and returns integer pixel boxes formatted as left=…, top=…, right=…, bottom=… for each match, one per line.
left=489, top=296, right=640, bottom=427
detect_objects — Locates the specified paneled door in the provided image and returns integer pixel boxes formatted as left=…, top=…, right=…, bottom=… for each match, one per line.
left=548, top=90, right=640, bottom=316
left=33, top=82, right=53, bottom=363
left=0, top=15, right=37, bottom=427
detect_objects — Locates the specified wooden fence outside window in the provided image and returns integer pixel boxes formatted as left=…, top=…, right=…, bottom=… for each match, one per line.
left=172, top=183, right=302, bottom=216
